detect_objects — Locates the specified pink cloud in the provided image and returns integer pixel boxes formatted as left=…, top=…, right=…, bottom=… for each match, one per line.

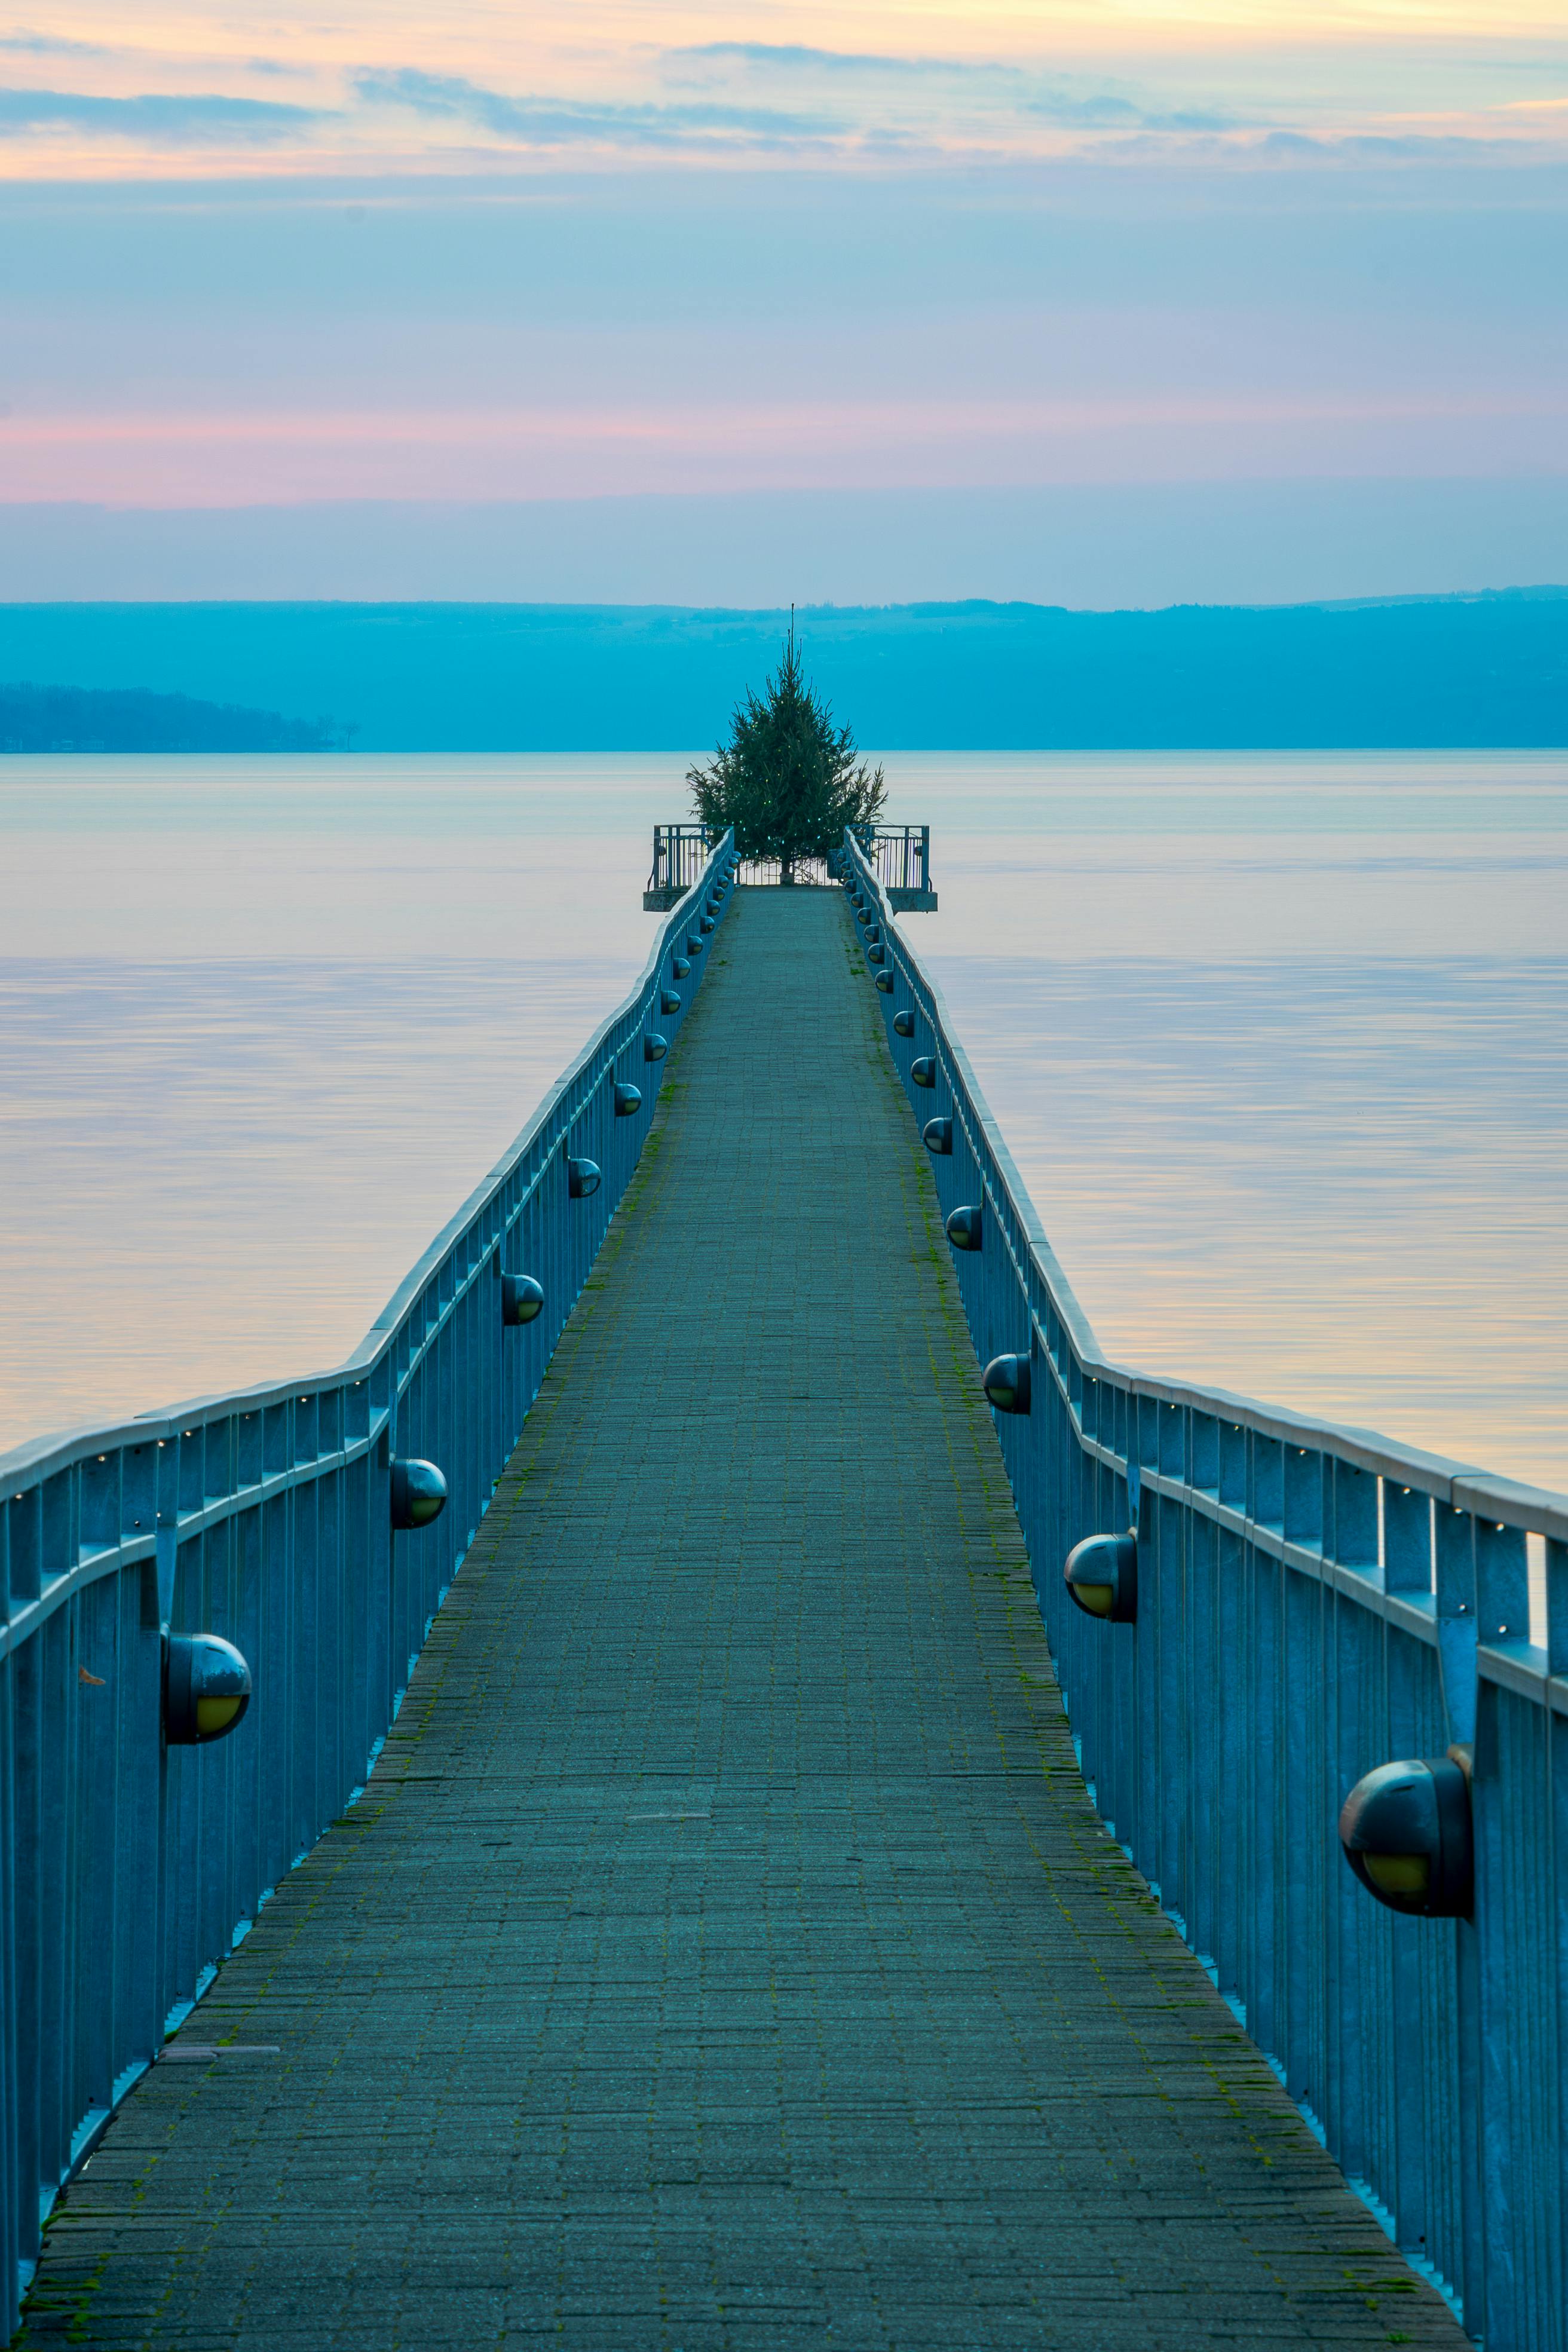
left=4, top=389, right=1563, bottom=503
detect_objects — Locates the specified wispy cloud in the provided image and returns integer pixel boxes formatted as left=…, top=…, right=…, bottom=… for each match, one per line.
left=0, top=29, right=108, bottom=54
left=666, top=43, right=991, bottom=79
left=0, top=20, right=1554, bottom=179
left=0, top=88, right=326, bottom=141
left=1255, top=129, right=1529, bottom=160
left=10, top=384, right=1563, bottom=507
left=354, top=68, right=831, bottom=148
left=664, top=44, right=1242, bottom=139
left=1023, top=91, right=1238, bottom=131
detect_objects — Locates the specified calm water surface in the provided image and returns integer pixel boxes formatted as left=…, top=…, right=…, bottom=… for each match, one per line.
left=2, top=751, right=1564, bottom=1494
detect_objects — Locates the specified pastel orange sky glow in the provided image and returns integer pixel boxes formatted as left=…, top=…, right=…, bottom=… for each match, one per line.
left=2, top=0, right=1564, bottom=595
left=5, top=0, right=1568, bottom=176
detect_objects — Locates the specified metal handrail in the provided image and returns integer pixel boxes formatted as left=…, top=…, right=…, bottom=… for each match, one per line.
left=647, top=821, right=713, bottom=900
left=852, top=823, right=932, bottom=898
left=841, top=825, right=1566, bottom=2352
left=0, top=831, right=736, bottom=2331
left=654, top=823, right=933, bottom=901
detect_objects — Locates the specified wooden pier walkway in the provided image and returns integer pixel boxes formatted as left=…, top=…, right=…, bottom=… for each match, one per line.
left=22, top=889, right=1466, bottom=2349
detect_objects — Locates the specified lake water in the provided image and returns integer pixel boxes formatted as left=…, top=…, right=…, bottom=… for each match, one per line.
left=2, top=751, right=1564, bottom=1495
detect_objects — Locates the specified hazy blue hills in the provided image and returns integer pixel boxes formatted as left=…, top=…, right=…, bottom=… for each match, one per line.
left=0, top=680, right=350, bottom=753
left=1, top=593, right=1563, bottom=751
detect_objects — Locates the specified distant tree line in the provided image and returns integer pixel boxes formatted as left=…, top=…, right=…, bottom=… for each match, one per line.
left=4, top=595, right=1563, bottom=752
left=0, top=682, right=351, bottom=754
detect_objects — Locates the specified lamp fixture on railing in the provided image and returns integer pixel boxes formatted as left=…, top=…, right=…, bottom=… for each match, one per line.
left=923, top=1117, right=953, bottom=1155
left=390, top=1457, right=448, bottom=1531
left=1064, top=1532, right=1137, bottom=1621
left=1339, top=1751, right=1474, bottom=1916
left=502, top=1273, right=544, bottom=1325
left=945, top=1204, right=982, bottom=1251
left=163, top=1633, right=252, bottom=1745
left=981, top=1352, right=1031, bottom=1413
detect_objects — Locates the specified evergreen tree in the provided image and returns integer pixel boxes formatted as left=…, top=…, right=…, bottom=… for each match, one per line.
left=687, top=624, right=884, bottom=881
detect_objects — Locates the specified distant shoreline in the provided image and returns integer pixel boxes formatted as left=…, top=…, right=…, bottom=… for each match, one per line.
left=2, top=595, right=1563, bottom=752
left=0, top=681, right=349, bottom=755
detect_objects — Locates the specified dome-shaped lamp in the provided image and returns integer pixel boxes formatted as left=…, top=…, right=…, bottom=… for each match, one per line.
left=875, top=969, right=895, bottom=994
left=893, top=1010, right=915, bottom=1039
left=982, top=1352, right=1031, bottom=1413
left=911, top=1056, right=936, bottom=1088
left=501, top=1272, right=544, bottom=1325
left=923, top=1117, right=953, bottom=1155
left=614, top=1082, right=642, bottom=1116
left=568, top=1156, right=602, bottom=1198
left=163, top=1632, right=252, bottom=1745
left=945, top=1203, right=982, bottom=1251
left=644, top=1032, right=668, bottom=1061
left=661, top=988, right=681, bottom=1015
left=1340, top=1750, right=1474, bottom=1917
left=1064, top=1531, right=1137, bottom=1622
left=672, top=956, right=692, bottom=980
left=390, top=1456, right=448, bottom=1531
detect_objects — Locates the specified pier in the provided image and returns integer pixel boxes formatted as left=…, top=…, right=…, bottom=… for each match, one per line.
left=4, top=838, right=1563, bottom=2347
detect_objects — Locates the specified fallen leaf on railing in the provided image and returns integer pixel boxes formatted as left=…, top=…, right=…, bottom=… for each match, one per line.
left=78, top=1666, right=105, bottom=1686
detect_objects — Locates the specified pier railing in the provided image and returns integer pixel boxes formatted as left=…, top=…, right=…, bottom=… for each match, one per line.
left=644, top=822, right=715, bottom=909
left=647, top=826, right=835, bottom=896
left=0, top=831, right=736, bottom=2332
left=840, top=826, right=1566, bottom=2352
left=853, top=822, right=936, bottom=908
left=650, top=823, right=935, bottom=906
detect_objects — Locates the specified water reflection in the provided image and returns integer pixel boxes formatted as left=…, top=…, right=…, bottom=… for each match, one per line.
left=1, top=750, right=1564, bottom=1493
left=0, top=957, right=643, bottom=1446
left=896, top=751, right=1568, bottom=1492
left=929, top=955, right=1567, bottom=1489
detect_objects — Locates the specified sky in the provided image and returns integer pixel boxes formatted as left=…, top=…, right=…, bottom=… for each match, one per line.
left=1, top=2, right=1565, bottom=604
